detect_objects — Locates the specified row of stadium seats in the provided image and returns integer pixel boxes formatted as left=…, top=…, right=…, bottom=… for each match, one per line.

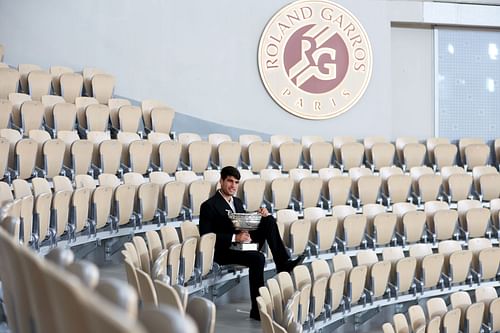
left=0, top=215, right=210, bottom=333
left=383, top=287, right=500, bottom=333
left=259, top=238, right=500, bottom=332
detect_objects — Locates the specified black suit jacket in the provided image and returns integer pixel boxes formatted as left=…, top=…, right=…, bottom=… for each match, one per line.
left=199, top=191, right=245, bottom=252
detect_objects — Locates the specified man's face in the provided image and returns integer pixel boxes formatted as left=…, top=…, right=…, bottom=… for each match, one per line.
left=220, top=176, right=239, bottom=197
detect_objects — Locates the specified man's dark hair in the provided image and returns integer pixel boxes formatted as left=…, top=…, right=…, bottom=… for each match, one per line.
left=220, top=166, right=241, bottom=180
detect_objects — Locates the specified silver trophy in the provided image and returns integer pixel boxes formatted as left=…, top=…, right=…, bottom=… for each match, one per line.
left=227, top=211, right=261, bottom=251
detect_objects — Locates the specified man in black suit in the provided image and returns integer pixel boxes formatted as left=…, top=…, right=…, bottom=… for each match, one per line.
left=199, top=166, right=304, bottom=321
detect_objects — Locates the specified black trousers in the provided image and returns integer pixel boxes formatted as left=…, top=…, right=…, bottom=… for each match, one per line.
left=214, top=215, right=289, bottom=312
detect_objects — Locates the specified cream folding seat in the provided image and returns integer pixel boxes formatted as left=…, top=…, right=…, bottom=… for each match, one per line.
left=475, top=286, right=497, bottom=322
left=140, top=99, right=166, bottom=131
left=427, top=137, right=450, bottom=161
left=155, top=139, right=181, bottom=174
left=52, top=102, right=77, bottom=134
left=270, top=177, right=294, bottom=211
left=0, top=99, right=12, bottom=130
left=128, top=139, right=152, bottom=175
left=326, top=174, right=351, bottom=209
left=96, top=139, right=122, bottom=176
left=137, top=182, right=160, bottom=224
left=208, top=133, right=231, bottom=164
left=303, top=207, right=326, bottom=249
left=382, top=323, right=396, bottom=333
left=450, top=291, right=471, bottom=330
left=396, top=137, right=419, bottom=163
left=53, top=174, right=73, bottom=192
left=178, top=132, right=202, bottom=166
left=338, top=141, right=364, bottom=171
left=9, top=92, right=31, bottom=130
left=379, top=166, right=403, bottom=192
left=150, top=171, right=174, bottom=187
left=393, top=313, right=410, bottom=333
left=188, top=180, right=211, bottom=217
left=12, top=178, right=32, bottom=200
left=301, top=135, right=324, bottom=165
left=464, top=302, right=485, bottom=333
left=298, top=176, right=322, bottom=209
left=438, top=240, right=472, bottom=285
left=20, top=100, right=44, bottom=135
left=276, top=209, right=298, bottom=248
left=488, top=298, right=500, bottom=333
left=91, top=186, right=114, bottom=231
left=57, top=130, right=79, bottom=167
left=401, top=142, right=427, bottom=171
left=357, top=250, right=392, bottom=300
left=426, top=316, right=441, bottom=333
left=433, top=143, right=458, bottom=171
left=18, top=64, right=42, bottom=93
left=318, top=167, right=341, bottom=195
left=408, top=304, right=426, bottom=332
left=0, top=181, right=13, bottom=203
left=117, top=105, right=142, bottom=134
left=187, top=297, right=217, bottom=333
left=26, top=70, right=51, bottom=101
left=75, top=96, right=99, bottom=129
left=468, top=237, right=492, bottom=272
left=260, top=168, right=282, bottom=201
left=369, top=142, right=396, bottom=172
left=333, top=205, right=367, bottom=249
left=410, top=166, right=442, bottom=205
left=154, top=280, right=184, bottom=314
left=458, top=137, right=486, bottom=168
left=270, top=135, right=293, bottom=163
left=288, top=218, right=311, bottom=255
left=108, top=98, right=131, bottom=129
left=247, top=140, right=272, bottom=172
left=49, top=65, right=73, bottom=95
left=136, top=268, right=158, bottom=305
left=148, top=132, right=170, bottom=167
left=69, top=139, right=93, bottom=177
left=309, top=141, right=333, bottom=171
left=383, top=170, right=412, bottom=206
left=457, top=199, right=490, bottom=239
left=442, top=308, right=461, bottom=333
left=276, top=271, right=295, bottom=305
left=41, top=138, right=65, bottom=179
left=477, top=247, right=500, bottom=282
left=85, top=104, right=110, bottom=133
left=441, top=166, right=472, bottom=202
left=151, top=107, right=175, bottom=135
left=59, top=72, right=83, bottom=103
left=0, top=68, right=20, bottom=99
left=364, top=136, right=387, bottom=163
left=426, top=297, right=447, bottom=319
left=117, top=131, right=140, bottom=169
left=202, top=169, right=220, bottom=197
left=464, top=143, right=490, bottom=171
left=216, top=141, right=241, bottom=168
left=239, top=134, right=262, bottom=166
left=15, top=138, right=38, bottom=179
left=175, top=170, right=201, bottom=207
left=491, top=198, right=500, bottom=230
left=82, top=67, right=106, bottom=96
left=366, top=206, right=397, bottom=247
left=288, top=167, right=311, bottom=199
left=276, top=141, right=302, bottom=172
left=266, top=279, right=285, bottom=324
left=242, top=178, right=265, bottom=211
left=350, top=168, right=381, bottom=206
left=87, top=131, right=111, bottom=167
left=472, top=166, right=500, bottom=201
left=145, top=230, right=164, bottom=262
left=52, top=189, right=72, bottom=240
left=112, top=183, right=136, bottom=229
left=71, top=187, right=92, bottom=238
left=424, top=200, right=457, bottom=241
left=28, top=129, right=50, bottom=170
left=179, top=237, right=197, bottom=285
left=332, top=254, right=368, bottom=307
left=34, top=191, right=52, bottom=246
left=187, top=140, right=211, bottom=173
left=91, top=73, right=115, bottom=104
left=0, top=138, right=11, bottom=182
left=295, top=265, right=328, bottom=322
left=133, top=236, right=152, bottom=274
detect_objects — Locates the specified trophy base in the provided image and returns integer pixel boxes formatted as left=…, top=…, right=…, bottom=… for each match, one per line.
left=230, top=242, right=258, bottom=251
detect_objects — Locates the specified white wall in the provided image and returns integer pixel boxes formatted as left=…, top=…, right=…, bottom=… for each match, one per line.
left=0, top=0, right=494, bottom=140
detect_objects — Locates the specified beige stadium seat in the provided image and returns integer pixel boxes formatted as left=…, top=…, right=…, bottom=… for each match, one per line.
left=473, top=166, right=500, bottom=201
left=332, top=254, right=368, bottom=307
left=242, top=178, right=265, bottom=212
left=433, top=143, right=458, bottom=171
left=288, top=167, right=311, bottom=200
left=188, top=180, right=211, bottom=218
left=450, top=291, right=471, bottom=330
left=260, top=168, right=282, bottom=202
left=28, top=129, right=50, bottom=170
left=75, top=96, right=99, bottom=130
left=32, top=177, right=50, bottom=196
left=151, top=107, right=175, bottom=134
left=203, top=169, right=220, bottom=197
left=0, top=99, right=12, bottom=130
left=156, top=140, right=181, bottom=174
left=57, top=130, right=79, bottom=167
left=85, top=104, right=110, bottom=133
left=0, top=68, right=20, bottom=99
left=426, top=297, right=447, bottom=319
left=52, top=102, right=77, bottom=133
left=277, top=141, right=302, bottom=172
left=239, top=134, right=262, bottom=166
left=410, top=166, right=442, bottom=205
left=465, top=302, right=485, bottom=333
left=129, top=140, right=152, bottom=174
left=133, top=236, right=152, bottom=274
left=276, top=209, right=298, bottom=249
left=97, top=139, right=122, bottom=175
left=91, top=73, right=115, bottom=104
left=113, top=184, right=136, bottom=229
left=138, top=182, right=160, bottom=224
left=301, top=135, right=324, bottom=164
left=271, top=177, right=293, bottom=211
left=117, top=131, right=141, bottom=168
left=53, top=174, right=73, bottom=191
left=59, top=72, right=83, bottom=103
left=478, top=247, right=500, bottom=281
left=82, top=67, right=106, bottom=96
left=15, top=138, right=38, bottom=179
left=52, top=189, right=72, bottom=239
left=458, top=137, right=484, bottom=166
left=353, top=173, right=381, bottom=207
left=408, top=304, right=426, bottom=332
left=136, top=268, right=158, bottom=306
left=118, top=105, right=142, bottom=134
left=179, top=237, right=197, bottom=285
left=370, top=142, right=395, bottom=172
left=41, top=95, right=65, bottom=132
left=382, top=323, right=396, bottom=333
left=71, top=187, right=92, bottom=237
left=318, top=167, right=341, bottom=195
left=209, top=133, right=232, bottom=162
left=70, top=139, right=93, bottom=177
left=27, top=70, right=51, bottom=101
left=42, top=138, right=65, bottom=178
left=9, top=92, right=32, bottom=129
left=424, top=201, right=457, bottom=241
left=442, top=308, right=461, bottom=333
left=309, top=141, right=333, bottom=171
left=162, top=181, right=186, bottom=220
left=491, top=199, right=500, bottom=230
left=327, top=175, right=351, bottom=208
left=441, top=166, right=472, bottom=202
left=20, top=100, right=44, bottom=135
left=288, top=219, right=311, bottom=255
left=145, top=230, right=164, bottom=263
left=148, top=132, right=170, bottom=167
left=49, top=65, right=73, bottom=95
left=248, top=140, right=272, bottom=172
left=333, top=136, right=356, bottom=161
left=13, top=178, right=32, bottom=199
left=91, top=186, right=113, bottom=231
left=475, top=286, right=498, bottom=321
left=178, top=132, right=202, bottom=166
left=339, top=141, right=364, bottom=171
left=298, top=176, right=322, bottom=209
left=34, top=191, right=52, bottom=246
left=217, top=141, right=241, bottom=168
left=270, top=135, right=293, bottom=163
left=188, top=140, right=211, bottom=173
left=154, top=280, right=184, bottom=314
left=393, top=313, right=410, bottom=333
left=464, top=143, right=490, bottom=171
left=457, top=199, right=490, bottom=239
left=18, top=64, right=42, bottom=93
left=86, top=131, right=111, bottom=166
left=426, top=137, right=450, bottom=161
left=489, top=298, right=500, bottom=333
left=141, top=99, right=167, bottom=131
left=108, top=98, right=131, bottom=128
left=398, top=140, right=426, bottom=171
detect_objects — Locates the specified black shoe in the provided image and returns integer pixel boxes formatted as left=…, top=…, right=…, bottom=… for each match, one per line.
left=249, top=308, right=261, bottom=321
left=278, top=254, right=306, bottom=273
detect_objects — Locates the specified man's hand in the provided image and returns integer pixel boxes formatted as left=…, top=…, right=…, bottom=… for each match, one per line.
left=258, top=207, right=270, bottom=217
left=235, top=231, right=252, bottom=243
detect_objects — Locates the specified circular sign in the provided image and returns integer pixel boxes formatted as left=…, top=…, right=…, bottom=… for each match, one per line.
left=258, top=0, right=373, bottom=120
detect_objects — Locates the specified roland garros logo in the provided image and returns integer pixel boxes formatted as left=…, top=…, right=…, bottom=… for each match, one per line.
left=258, top=0, right=372, bottom=120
